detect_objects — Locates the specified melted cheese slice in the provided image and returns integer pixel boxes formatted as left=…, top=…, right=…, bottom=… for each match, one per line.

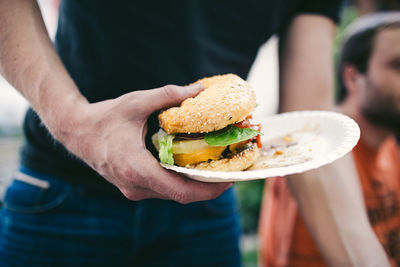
left=171, top=139, right=226, bottom=166
left=173, top=146, right=226, bottom=166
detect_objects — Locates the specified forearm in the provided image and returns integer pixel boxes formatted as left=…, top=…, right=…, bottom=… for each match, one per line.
left=279, top=15, right=335, bottom=112
left=287, top=154, right=390, bottom=266
left=0, top=0, right=87, bottom=140
left=0, top=0, right=236, bottom=203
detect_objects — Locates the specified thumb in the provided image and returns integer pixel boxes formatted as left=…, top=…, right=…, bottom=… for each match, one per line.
left=141, top=83, right=204, bottom=116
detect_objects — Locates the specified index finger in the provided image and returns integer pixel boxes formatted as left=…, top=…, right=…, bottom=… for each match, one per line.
left=136, top=152, right=233, bottom=204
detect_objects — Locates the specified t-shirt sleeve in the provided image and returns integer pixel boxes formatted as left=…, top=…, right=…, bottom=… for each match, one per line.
left=296, top=0, right=343, bottom=23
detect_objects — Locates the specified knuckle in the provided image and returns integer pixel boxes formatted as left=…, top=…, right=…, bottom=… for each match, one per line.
left=121, top=188, right=143, bottom=201
left=126, top=90, right=141, bottom=100
left=118, top=164, right=138, bottom=181
left=115, top=165, right=142, bottom=187
left=122, top=92, right=147, bottom=113
left=121, top=167, right=134, bottom=180
left=119, top=91, right=140, bottom=105
left=162, top=84, right=180, bottom=99
left=121, top=188, right=136, bottom=200
left=171, top=190, right=190, bottom=204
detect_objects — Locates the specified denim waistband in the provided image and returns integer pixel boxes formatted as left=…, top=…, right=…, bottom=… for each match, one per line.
left=17, top=165, right=122, bottom=197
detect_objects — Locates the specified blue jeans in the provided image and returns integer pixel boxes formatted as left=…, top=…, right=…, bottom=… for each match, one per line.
left=0, top=167, right=241, bottom=267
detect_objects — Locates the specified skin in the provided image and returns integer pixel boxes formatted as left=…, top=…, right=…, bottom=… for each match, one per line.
left=0, top=0, right=233, bottom=203
left=336, top=27, right=400, bottom=266
left=360, top=28, right=400, bottom=138
left=279, top=16, right=391, bottom=266
left=341, top=27, right=400, bottom=149
left=278, top=15, right=335, bottom=112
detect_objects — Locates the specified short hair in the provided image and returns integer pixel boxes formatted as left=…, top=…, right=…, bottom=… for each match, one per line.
left=336, top=12, right=400, bottom=103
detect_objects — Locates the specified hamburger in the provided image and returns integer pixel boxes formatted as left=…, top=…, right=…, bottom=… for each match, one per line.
left=152, top=74, right=262, bottom=171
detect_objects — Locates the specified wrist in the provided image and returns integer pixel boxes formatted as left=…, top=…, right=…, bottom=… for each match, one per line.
left=42, top=94, right=90, bottom=145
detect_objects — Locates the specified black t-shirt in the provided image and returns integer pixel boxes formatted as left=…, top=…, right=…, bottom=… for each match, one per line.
left=21, top=0, right=341, bottom=190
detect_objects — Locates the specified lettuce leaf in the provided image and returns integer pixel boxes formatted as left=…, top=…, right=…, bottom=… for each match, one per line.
left=204, top=126, right=261, bottom=147
left=158, top=132, right=175, bottom=165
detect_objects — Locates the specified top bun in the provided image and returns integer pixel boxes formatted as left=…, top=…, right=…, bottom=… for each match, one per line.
left=159, top=74, right=256, bottom=134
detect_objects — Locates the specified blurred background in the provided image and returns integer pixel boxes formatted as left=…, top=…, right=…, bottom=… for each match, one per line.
left=0, top=0, right=398, bottom=266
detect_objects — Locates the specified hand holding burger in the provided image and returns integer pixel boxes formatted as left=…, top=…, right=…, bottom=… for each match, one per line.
left=153, top=74, right=262, bottom=171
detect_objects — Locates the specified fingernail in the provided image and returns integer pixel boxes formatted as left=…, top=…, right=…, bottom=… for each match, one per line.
left=185, top=82, right=203, bottom=93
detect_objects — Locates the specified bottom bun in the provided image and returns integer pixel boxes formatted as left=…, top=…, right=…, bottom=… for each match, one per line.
left=188, top=142, right=260, bottom=171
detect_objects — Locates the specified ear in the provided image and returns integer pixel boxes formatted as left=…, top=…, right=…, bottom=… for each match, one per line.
left=342, top=64, right=364, bottom=99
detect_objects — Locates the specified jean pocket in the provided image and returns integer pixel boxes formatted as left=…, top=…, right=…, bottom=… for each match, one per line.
left=3, top=172, right=71, bottom=214
left=202, top=188, right=239, bottom=216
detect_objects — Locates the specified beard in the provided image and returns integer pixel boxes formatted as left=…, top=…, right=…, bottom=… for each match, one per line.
left=362, top=78, right=400, bottom=135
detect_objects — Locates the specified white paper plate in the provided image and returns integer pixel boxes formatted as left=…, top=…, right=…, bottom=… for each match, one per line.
left=161, top=111, right=360, bottom=182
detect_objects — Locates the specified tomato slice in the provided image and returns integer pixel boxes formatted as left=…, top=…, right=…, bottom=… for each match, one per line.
left=233, top=119, right=263, bottom=148
left=256, top=135, right=262, bottom=148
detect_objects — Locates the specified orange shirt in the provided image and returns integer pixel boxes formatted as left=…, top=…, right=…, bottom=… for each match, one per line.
left=259, top=136, right=400, bottom=267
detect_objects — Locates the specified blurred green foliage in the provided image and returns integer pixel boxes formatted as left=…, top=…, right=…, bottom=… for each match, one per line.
left=242, top=249, right=258, bottom=267
left=334, top=6, right=359, bottom=56
left=334, top=6, right=359, bottom=100
left=235, top=179, right=265, bottom=234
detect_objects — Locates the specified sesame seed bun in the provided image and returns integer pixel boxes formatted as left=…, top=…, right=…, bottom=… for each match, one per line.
left=189, top=142, right=260, bottom=171
left=159, top=74, right=256, bottom=134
